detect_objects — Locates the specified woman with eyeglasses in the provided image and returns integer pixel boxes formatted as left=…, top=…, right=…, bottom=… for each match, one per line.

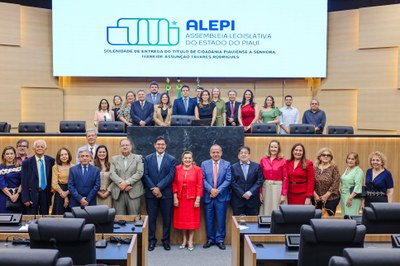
left=312, top=147, right=340, bottom=216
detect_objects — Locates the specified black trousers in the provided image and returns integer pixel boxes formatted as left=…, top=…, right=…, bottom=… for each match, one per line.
left=146, top=197, right=173, bottom=244
left=24, top=190, right=50, bottom=215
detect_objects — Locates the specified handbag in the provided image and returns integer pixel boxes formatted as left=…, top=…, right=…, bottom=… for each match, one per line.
left=349, top=185, right=367, bottom=199
left=321, top=202, right=334, bottom=217
left=6, top=197, right=22, bottom=212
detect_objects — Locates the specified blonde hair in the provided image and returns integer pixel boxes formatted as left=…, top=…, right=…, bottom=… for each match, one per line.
left=315, top=147, right=335, bottom=166
left=368, top=151, right=387, bottom=167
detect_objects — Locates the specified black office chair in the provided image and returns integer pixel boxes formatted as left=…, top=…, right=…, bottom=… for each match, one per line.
left=59, top=120, right=86, bottom=133
left=0, top=122, right=10, bottom=133
left=298, top=219, right=366, bottom=266
left=29, top=218, right=96, bottom=265
left=327, top=126, right=354, bottom=135
left=251, top=123, right=277, bottom=134
left=329, top=248, right=400, bottom=266
left=270, top=205, right=322, bottom=234
left=0, top=249, right=73, bottom=266
left=289, top=124, right=315, bottom=134
left=171, top=115, right=195, bottom=126
left=98, top=121, right=125, bottom=133
left=64, top=205, right=116, bottom=233
left=18, top=122, right=45, bottom=133
left=362, top=203, right=400, bottom=234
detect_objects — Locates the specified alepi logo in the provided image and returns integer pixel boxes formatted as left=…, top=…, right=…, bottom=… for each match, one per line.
left=107, top=18, right=180, bottom=46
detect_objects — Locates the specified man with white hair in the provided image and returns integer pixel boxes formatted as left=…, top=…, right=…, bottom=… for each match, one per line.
left=76, top=128, right=98, bottom=163
left=21, top=139, right=55, bottom=215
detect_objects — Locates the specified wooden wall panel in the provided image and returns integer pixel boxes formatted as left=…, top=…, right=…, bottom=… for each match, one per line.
left=0, top=3, right=20, bottom=46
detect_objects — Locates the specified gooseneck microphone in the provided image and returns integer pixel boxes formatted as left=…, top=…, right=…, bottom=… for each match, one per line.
left=80, top=205, right=107, bottom=248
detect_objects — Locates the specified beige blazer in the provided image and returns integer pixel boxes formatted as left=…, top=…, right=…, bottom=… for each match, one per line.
left=110, top=153, right=144, bottom=200
left=153, top=106, right=172, bottom=126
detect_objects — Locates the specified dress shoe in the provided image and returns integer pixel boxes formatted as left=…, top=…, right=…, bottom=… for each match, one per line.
left=203, top=241, right=215, bottom=248
left=163, top=242, right=171, bottom=251
left=216, top=242, right=226, bottom=250
left=148, top=242, right=156, bottom=251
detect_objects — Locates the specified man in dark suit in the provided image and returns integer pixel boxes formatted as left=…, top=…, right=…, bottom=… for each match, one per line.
left=130, top=89, right=154, bottom=126
left=225, top=89, right=241, bottom=126
left=192, top=86, right=204, bottom=104
left=231, top=146, right=263, bottom=215
left=21, top=139, right=55, bottom=215
left=172, top=85, right=196, bottom=116
left=202, top=144, right=231, bottom=250
left=143, top=137, right=177, bottom=251
left=68, top=150, right=100, bottom=207
left=145, top=81, right=161, bottom=104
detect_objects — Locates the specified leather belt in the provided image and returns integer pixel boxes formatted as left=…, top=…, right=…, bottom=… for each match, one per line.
left=290, top=182, right=306, bottom=184
left=367, top=191, right=386, bottom=196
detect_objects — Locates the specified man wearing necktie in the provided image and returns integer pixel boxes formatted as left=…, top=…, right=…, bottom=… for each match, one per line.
left=230, top=146, right=263, bottom=216
left=145, top=81, right=161, bottom=104
left=21, top=139, right=55, bottom=215
left=131, top=89, right=154, bottom=126
left=201, top=144, right=231, bottom=250
left=75, top=128, right=98, bottom=163
left=172, top=85, right=196, bottom=116
left=68, top=150, right=100, bottom=207
left=225, top=90, right=241, bottom=126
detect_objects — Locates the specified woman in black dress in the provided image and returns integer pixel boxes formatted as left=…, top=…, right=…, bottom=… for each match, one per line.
left=194, top=90, right=216, bottom=126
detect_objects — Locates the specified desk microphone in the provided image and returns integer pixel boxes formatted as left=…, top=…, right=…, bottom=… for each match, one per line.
left=135, top=213, right=143, bottom=227
left=104, top=115, right=107, bottom=122
left=80, top=206, right=107, bottom=248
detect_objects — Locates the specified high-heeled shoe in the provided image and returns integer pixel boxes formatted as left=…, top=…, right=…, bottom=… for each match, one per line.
left=179, top=243, right=187, bottom=249
left=187, top=242, right=194, bottom=251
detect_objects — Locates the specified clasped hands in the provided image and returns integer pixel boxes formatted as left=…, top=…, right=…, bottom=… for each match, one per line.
left=151, top=187, right=162, bottom=198
left=210, top=188, right=220, bottom=198
left=118, top=181, right=133, bottom=192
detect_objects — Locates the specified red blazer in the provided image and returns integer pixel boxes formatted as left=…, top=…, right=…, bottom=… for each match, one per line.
left=172, top=165, right=203, bottom=199
left=286, top=159, right=315, bottom=196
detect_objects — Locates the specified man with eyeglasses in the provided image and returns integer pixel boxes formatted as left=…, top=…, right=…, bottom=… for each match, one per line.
left=16, top=139, right=30, bottom=164
left=302, top=99, right=326, bottom=134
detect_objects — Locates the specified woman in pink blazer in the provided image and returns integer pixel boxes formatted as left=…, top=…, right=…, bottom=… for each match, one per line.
left=94, top=98, right=114, bottom=127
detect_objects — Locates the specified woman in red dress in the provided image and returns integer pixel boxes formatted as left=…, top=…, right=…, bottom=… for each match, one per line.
left=173, top=151, right=203, bottom=251
left=286, top=143, right=315, bottom=205
left=238, top=89, right=259, bottom=133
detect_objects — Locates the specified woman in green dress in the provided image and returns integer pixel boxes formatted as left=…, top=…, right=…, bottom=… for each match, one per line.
left=259, top=96, right=281, bottom=126
left=211, top=87, right=226, bottom=126
left=340, top=152, right=364, bottom=216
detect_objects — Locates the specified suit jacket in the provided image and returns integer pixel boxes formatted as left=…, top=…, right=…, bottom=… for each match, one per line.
left=145, top=93, right=161, bottom=105
left=130, top=101, right=154, bottom=126
left=21, top=155, right=55, bottom=208
left=143, top=152, right=177, bottom=199
left=172, top=97, right=196, bottom=116
left=153, top=106, right=173, bottom=126
left=230, top=161, right=263, bottom=208
left=201, top=159, right=231, bottom=203
left=68, top=164, right=100, bottom=207
left=94, top=110, right=115, bottom=126
left=225, top=101, right=241, bottom=126
left=109, top=153, right=144, bottom=200
left=75, top=144, right=98, bottom=163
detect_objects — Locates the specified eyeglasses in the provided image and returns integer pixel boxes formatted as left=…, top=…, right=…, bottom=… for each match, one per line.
left=321, top=154, right=332, bottom=157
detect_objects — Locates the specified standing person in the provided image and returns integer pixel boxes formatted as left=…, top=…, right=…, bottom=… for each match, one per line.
left=211, top=87, right=226, bottom=126
left=16, top=139, right=29, bottom=165
left=143, top=137, right=177, bottom=251
left=364, top=151, right=394, bottom=207
left=302, top=99, right=327, bottom=134
left=119, top=91, right=136, bottom=128
left=194, top=89, right=217, bottom=126
left=153, top=93, right=172, bottom=126
left=202, top=144, right=231, bottom=250
left=173, top=151, right=203, bottom=251
left=145, top=81, right=161, bottom=104
left=340, top=152, right=364, bottom=216
left=94, top=145, right=112, bottom=207
left=68, top=150, right=100, bottom=207
left=0, top=146, right=22, bottom=213
left=112, top=95, right=123, bottom=122
left=312, top=148, right=340, bottom=216
left=259, top=96, right=281, bottom=129
left=21, top=139, right=55, bottom=215
left=286, top=143, right=314, bottom=205
left=225, top=90, right=241, bottom=126
left=231, top=146, right=263, bottom=216
left=259, top=140, right=288, bottom=215
left=192, top=86, right=204, bottom=104
left=172, top=85, right=196, bottom=116
left=94, top=98, right=115, bottom=127
left=279, top=95, right=299, bottom=134
left=131, top=89, right=154, bottom=126
left=51, top=147, right=74, bottom=215
left=238, top=89, right=259, bottom=133
left=76, top=128, right=98, bottom=163
left=110, top=138, right=144, bottom=214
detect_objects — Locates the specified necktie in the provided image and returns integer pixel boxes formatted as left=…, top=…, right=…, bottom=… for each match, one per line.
left=213, top=161, right=218, bottom=188
left=83, top=166, right=88, bottom=176
left=123, top=157, right=128, bottom=169
left=39, top=158, right=46, bottom=190
left=141, top=102, right=144, bottom=109
left=90, top=147, right=94, bottom=157
left=152, top=95, right=157, bottom=104
left=230, top=102, right=234, bottom=118
left=184, top=98, right=188, bottom=112
left=242, top=163, right=249, bottom=180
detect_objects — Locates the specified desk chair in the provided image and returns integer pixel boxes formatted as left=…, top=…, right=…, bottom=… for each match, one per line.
left=59, top=120, right=86, bottom=133
left=29, top=218, right=96, bottom=265
left=251, top=123, right=277, bottom=134
left=64, top=205, right=116, bottom=233
left=0, top=249, right=72, bottom=266
left=362, top=203, right=400, bottom=234
left=327, top=126, right=354, bottom=134
left=18, top=122, right=45, bottom=133
left=298, top=219, right=366, bottom=266
left=0, top=122, right=10, bottom=133
left=329, top=248, right=400, bottom=266
left=271, top=205, right=322, bottom=234
left=171, top=115, right=195, bottom=126
left=98, top=121, right=125, bottom=133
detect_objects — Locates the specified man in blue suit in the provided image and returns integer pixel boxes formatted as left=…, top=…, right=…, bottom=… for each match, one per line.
left=130, top=89, right=154, bottom=126
left=202, top=144, right=231, bottom=250
left=143, top=137, right=177, bottom=251
left=68, top=150, right=100, bottom=207
left=231, top=146, right=263, bottom=215
left=225, top=90, right=241, bottom=126
left=172, top=85, right=196, bottom=116
left=21, top=139, right=55, bottom=215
